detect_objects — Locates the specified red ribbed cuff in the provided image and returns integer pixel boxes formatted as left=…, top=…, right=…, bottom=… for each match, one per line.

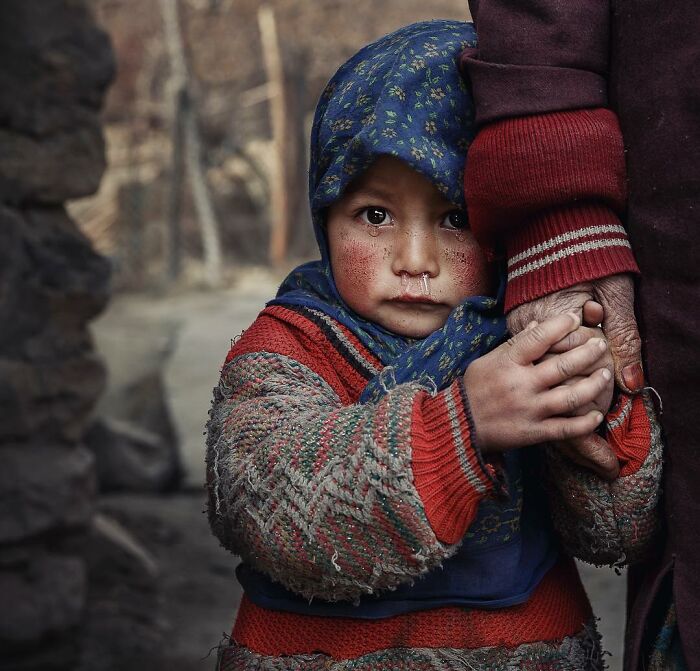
left=465, top=108, right=626, bottom=257
left=411, top=380, right=496, bottom=545
left=504, top=203, right=640, bottom=312
left=605, top=394, right=652, bottom=478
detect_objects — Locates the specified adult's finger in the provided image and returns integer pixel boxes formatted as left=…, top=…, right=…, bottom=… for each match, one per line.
left=506, top=313, right=580, bottom=365
left=534, top=337, right=608, bottom=388
left=582, top=300, right=604, bottom=326
left=506, top=284, right=594, bottom=335
left=553, top=434, right=620, bottom=481
left=594, top=274, right=644, bottom=392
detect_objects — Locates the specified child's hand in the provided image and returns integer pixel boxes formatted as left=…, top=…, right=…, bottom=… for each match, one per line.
left=463, top=313, right=612, bottom=453
left=539, top=324, right=615, bottom=417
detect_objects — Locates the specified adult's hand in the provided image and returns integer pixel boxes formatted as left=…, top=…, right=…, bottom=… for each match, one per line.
left=506, top=274, right=642, bottom=481
left=507, top=274, right=643, bottom=392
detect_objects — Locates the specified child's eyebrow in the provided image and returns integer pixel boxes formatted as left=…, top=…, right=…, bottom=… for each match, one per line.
left=343, top=186, right=397, bottom=205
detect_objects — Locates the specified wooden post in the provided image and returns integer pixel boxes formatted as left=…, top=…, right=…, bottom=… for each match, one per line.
left=160, top=0, right=186, bottom=283
left=257, top=4, right=289, bottom=267
left=160, top=0, right=223, bottom=287
left=184, top=97, right=223, bottom=287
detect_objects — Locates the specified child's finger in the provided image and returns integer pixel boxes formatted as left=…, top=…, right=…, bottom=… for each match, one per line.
left=540, top=368, right=612, bottom=417
left=535, top=337, right=608, bottom=388
left=536, top=410, right=605, bottom=444
left=506, top=313, right=580, bottom=365
left=547, top=325, right=603, bottom=354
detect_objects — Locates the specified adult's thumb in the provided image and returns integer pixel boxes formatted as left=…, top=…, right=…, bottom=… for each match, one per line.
left=555, top=434, right=620, bottom=481
left=595, top=274, right=644, bottom=392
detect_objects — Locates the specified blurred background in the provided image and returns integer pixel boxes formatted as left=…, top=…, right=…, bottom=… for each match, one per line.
left=0, top=1, right=626, bottom=669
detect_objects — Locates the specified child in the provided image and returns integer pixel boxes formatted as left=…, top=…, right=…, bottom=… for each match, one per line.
left=207, top=20, right=661, bottom=671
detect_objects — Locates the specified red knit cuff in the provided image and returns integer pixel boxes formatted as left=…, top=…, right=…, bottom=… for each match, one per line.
left=411, top=380, right=497, bottom=545
left=605, top=393, right=652, bottom=478
left=465, top=108, right=626, bottom=256
left=504, top=203, right=640, bottom=312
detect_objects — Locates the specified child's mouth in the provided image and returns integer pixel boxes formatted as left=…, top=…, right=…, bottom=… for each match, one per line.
left=393, top=295, right=439, bottom=304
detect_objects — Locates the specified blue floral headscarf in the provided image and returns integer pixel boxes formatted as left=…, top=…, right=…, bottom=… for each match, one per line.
left=269, top=20, right=506, bottom=401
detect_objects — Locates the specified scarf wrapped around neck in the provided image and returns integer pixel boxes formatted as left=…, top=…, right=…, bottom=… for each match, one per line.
left=269, top=20, right=507, bottom=399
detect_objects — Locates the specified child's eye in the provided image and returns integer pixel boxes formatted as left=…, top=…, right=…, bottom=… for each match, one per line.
left=360, top=207, right=391, bottom=226
left=441, top=210, right=469, bottom=231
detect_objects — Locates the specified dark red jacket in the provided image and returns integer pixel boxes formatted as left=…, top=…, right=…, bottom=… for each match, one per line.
left=462, top=2, right=700, bottom=669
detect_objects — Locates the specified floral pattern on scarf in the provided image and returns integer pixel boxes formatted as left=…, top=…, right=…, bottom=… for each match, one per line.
left=270, top=20, right=507, bottom=400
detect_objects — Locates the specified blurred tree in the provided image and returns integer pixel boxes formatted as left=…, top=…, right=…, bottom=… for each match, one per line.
left=80, top=0, right=469, bottom=289
left=160, top=0, right=223, bottom=286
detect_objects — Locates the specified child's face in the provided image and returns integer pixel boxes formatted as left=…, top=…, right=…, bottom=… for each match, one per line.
left=327, top=156, right=494, bottom=338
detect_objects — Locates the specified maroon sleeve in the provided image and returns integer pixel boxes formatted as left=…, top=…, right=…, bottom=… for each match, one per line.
left=464, top=108, right=639, bottom=311
left=463, top=1, right=638, bottom=310
left=466, top=0, right=611, bottom=125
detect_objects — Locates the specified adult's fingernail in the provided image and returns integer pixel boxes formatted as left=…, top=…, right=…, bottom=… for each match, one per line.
left=622, top=363, right=644, bottom=391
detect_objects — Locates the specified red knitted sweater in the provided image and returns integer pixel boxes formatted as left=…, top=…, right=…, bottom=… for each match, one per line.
left=207, top=305, right=658, bottom=665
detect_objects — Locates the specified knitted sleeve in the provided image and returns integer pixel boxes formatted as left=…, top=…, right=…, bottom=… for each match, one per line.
left=205, top=349, right=494, bottom=603
left=462, top=1, right=638, bottom=312
left=464, top=109, right=639, bottom=312
left=544, top=391, right=662, bottom=567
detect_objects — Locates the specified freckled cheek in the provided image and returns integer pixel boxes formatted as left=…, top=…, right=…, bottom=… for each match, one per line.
left=333, top=238, right=385, bottom=296
left=443, top=244, right=494, bottom=294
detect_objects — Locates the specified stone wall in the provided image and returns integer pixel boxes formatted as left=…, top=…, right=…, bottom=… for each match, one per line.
left=0, top=2, right=115, bottom=669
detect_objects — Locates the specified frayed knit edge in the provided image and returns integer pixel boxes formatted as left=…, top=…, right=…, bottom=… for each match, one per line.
left=205, top=351, right=456, bottom=604
left=457, top=377, right=509, bottom=499
left=215, top=618, right=606, bottom=670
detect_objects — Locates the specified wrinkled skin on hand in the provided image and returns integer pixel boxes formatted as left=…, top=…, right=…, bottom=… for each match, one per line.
left=507, top=274, right=642, bottom=391
left=506, top=273, right=643, bottom=480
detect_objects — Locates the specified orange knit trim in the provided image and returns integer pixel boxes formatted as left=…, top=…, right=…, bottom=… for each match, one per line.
left=606, top=394, right=651, bottom=477
left=231, top=557, right=591, bottom=660
left=412, top=382, right=492, bottom=544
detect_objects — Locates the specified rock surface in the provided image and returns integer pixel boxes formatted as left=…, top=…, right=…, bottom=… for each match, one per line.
left=0, top=2, right=121, bottom=669
left=0, top=1, right=114, bottom=204
left=75, top=513, right=163, bottom=671
left=86, top=417, right=180, bottom=492
left=0, top=443, right=96, bottom=544
left=0, top=550, right=87, bottom=670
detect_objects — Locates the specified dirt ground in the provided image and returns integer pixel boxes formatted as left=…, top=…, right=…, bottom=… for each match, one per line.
left=89, top=275, right=628, bottom=671
left=94, top=491, right=626, bottom=671
left=96, top=492, right=241, bottom=671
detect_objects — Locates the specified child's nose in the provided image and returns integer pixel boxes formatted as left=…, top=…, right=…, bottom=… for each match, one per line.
left=390, top=227, right=439, bottom=278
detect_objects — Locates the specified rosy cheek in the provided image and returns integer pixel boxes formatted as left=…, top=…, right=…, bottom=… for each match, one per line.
left=443, top=243, right=494, bottom=294
left=333, top=237, right=383, bottom=293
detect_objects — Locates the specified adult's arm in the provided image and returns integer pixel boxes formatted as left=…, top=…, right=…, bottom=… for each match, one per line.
left=463, top=0, right=643, bottom=392
left=466, top=0, right=611, bottom=125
